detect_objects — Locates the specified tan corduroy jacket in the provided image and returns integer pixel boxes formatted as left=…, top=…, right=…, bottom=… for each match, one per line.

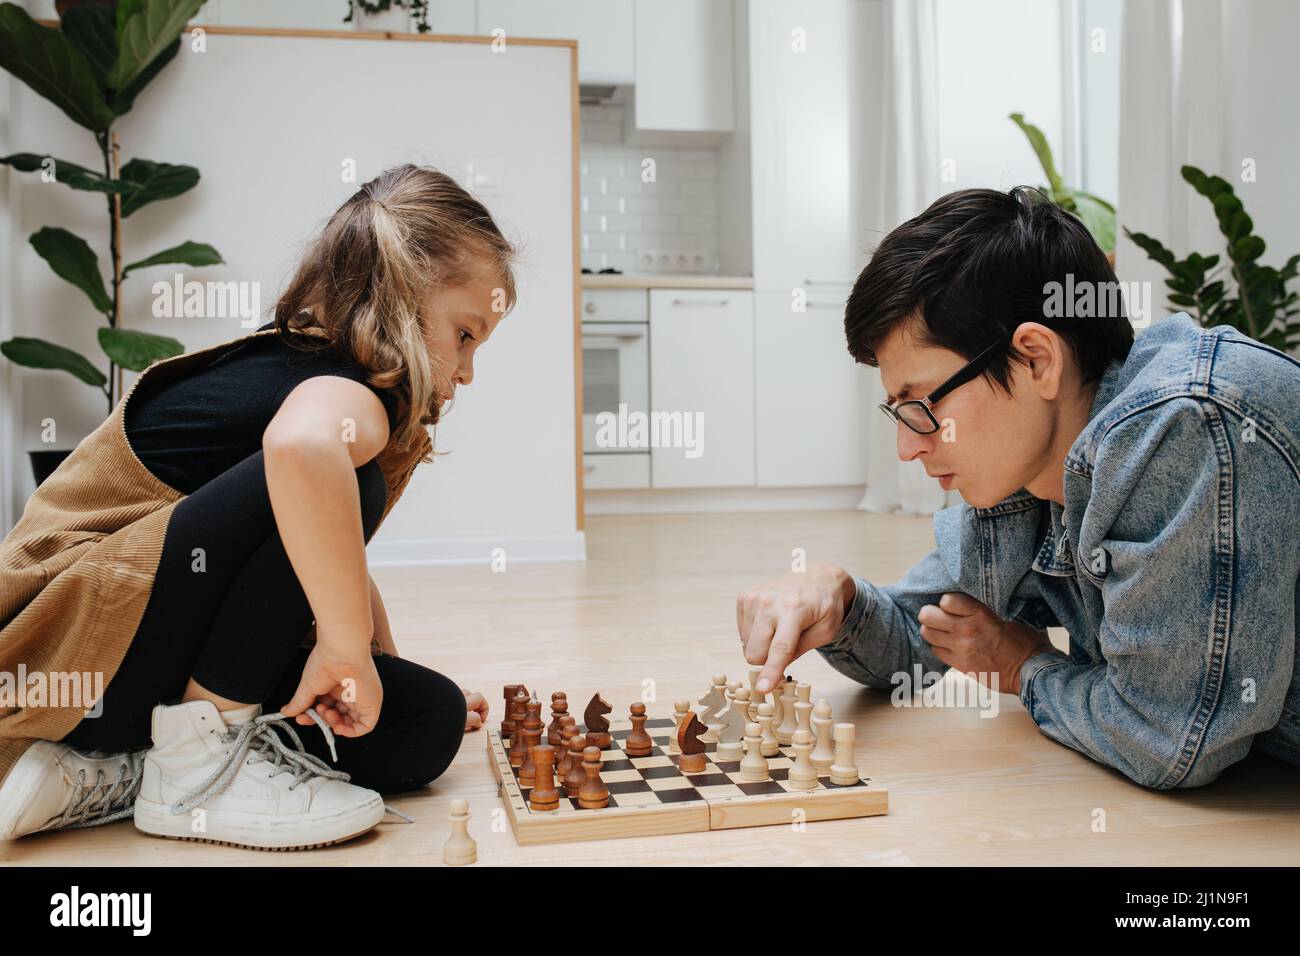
left=0, top=327, right=429, bottom=787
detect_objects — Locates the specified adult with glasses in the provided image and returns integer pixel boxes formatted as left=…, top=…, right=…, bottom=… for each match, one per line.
left=736, top=186, right=1300, bottom=791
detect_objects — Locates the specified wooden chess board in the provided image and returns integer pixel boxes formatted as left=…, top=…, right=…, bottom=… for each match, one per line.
left=487, top=716, right=888, bottom=845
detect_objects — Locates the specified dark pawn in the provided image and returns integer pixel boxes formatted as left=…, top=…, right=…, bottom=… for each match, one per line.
left=577, top=746, right=610, bottom=809
left=625, top=702, right=653, bottom=757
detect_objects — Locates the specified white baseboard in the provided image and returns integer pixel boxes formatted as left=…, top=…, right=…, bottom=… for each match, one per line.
left=585, top=486, right=868, bottom=515
left=367, top=531, right=587, bottom=567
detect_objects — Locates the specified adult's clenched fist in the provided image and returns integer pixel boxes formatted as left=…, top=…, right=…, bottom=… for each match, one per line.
left=735, top=564, right=858, bottom=695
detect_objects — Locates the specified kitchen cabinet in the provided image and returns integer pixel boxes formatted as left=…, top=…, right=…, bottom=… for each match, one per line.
left=754, top=291, right=871, bottom=487
left=648, top=290, right=755, bottom=488
left=630, top=0, right=735, bottom=143
left=476, top=0, right=636, bottom=83
left=748, top=0, right=884, bottom=292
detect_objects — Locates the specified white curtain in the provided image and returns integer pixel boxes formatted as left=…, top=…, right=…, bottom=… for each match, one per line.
left=1115, top=0, right=1227, bottom=300
left=857, top=0, right=951, bottom=515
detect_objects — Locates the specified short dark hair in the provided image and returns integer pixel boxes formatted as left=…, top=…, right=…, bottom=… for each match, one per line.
left=844, top=186, right=1133, bottom=394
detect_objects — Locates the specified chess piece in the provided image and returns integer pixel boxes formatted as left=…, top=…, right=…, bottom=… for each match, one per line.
left=714, top=687, right=748, bottom=760
left=564, top=733, right=589, bottom=797
left=697, top=675, right=728, bottom=738
left=776, top=677, right=798, bottom=745
left=584, top=692, right=612, bottom=750
left=501, top=684, right=524, bottom=738
left=740, top=722, right=770, bottom=782
left=523, top=694, right=544, bottom=735
left=677, top=711, right=708, bottom=773
left=794, top=682, right=814, bottom=742
left=747, top=668, right=762, bottom=719
left=669, top=699, right=690, bottom=755
left=529, top=744, right=559, bottom=811
left=757, top=702, right=780, bottom=757
left=556, top=724, right=580, bottom=780
left=510, top=686, right=529, bottom=731
left=829, top=722, right=860, bottom=786
left=577, top=746, right=609, bottom=809
left=768, top=678, right=784, bottom=735
left=625, top=702, right=653, bottom=757
left=547, top=693, right=569, bottom=747
left=442, top=798, right=477, bottom=866
left=811, top=699, right=835, bottom=775
left=518, top=722, right=543, bottom=788
left=507, top=694, right=531, bottom=768
left=788, top=728, right=818, bottom=790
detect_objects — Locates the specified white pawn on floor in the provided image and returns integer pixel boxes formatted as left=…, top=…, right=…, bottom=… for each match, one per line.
left=756, top=702, right=780, bottom=757
left=829, top=722, right=860, bottom=786
left=811, top=698, right=835, bottom=775
left=788, top=728, right=818, bottom=790
left=740, top=722, right=770, bottom=782
left=442, top=798, right=477, bottom=866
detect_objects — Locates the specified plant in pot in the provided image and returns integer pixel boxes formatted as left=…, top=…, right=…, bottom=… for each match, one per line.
left=1009, top=112, right=1117, bottom=260
left=0, top=0, right=223, bottom=485
left=1124, top=166, right=1299, bottom=352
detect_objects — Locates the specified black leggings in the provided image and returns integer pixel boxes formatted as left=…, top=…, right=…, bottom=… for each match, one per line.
left=61, top=450, right=466, bottom=794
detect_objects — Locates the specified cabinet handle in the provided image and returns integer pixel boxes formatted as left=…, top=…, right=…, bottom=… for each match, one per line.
left=670, top=298, right=730, bottom=307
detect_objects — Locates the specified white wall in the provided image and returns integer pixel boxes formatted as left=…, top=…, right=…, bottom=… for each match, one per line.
left=3, top=18, right=581, bottom=563
left=936, top=0, right=1066, bottom=192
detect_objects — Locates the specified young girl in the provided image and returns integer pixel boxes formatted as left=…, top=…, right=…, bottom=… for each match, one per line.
left=0, top=164, right=512, bottom=850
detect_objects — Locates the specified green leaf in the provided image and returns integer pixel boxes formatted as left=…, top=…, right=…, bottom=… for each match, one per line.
left=1168, top=293, right=1198, bottom=307
left=1073, top=189, right=1116, bottom=214
left=0, top=336, right=106, bottom=386
left=118, top=158, right=199, bottom=216
left=110, top=33, right=179, bottom=115
left=1230, top=236, right=1266, bottom=263
left=59, top=2, right=117, bottom=84
left=97, top=326, right=184, bottom=371
left=0, top=152, right=136, bottom=196
left=1124, top=228, right=1177, bottom=271
left=124, top=240, right=224, bottom=275
left=29, top=226, right=113, bottom=313
left=1009, top=113, right=1065, bottom=195
left=108, top=0, right=205, bottom=94
left=1068, top=191, right=1116, bottom=253
left=0, top=4, right=115, bottom=132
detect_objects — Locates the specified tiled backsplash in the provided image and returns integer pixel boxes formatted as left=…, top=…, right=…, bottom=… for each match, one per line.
left=580, top=103, right=722, bottom=274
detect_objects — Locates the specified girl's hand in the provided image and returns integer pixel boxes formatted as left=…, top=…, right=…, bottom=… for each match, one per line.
left=464, top=690, right=489, bottom=733
left=281, top=644, right=383, bottom=738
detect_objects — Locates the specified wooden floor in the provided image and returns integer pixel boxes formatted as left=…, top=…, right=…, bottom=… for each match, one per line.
left=6, top=510, right=1298, bottom=866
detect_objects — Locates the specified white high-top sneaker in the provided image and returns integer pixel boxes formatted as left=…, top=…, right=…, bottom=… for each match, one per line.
left=0, top=741, right=145, bottom=840
left=133, top=699, right=386, bottom=851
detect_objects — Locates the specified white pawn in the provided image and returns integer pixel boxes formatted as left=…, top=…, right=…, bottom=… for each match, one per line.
left=788, top=728, right=818, bottom=790
left=811, top=698, right=835, bottom=775
left=757, top=702, right=780, bottom=757
left=747, top=668, right=762, bottom=720
left=829, top=722, right=860, bottom=786
left=669, top=699, right=690, bottom=755
left=740, top=722, right=770, bottom=782
left=442, top=798, right=477, bottom=866
left=776, top=677, right=798, bottom=745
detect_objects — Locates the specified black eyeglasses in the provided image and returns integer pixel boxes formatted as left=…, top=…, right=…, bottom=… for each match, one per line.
left=878, top=334, right=1011, bottom=435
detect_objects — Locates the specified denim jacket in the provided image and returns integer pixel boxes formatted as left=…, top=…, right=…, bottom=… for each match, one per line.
left=819, top=313, right=1300, bottom=789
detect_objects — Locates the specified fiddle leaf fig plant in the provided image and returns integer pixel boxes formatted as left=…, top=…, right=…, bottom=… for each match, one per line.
left=0, top=0, right=223, bottom=413
left=1125, top=165, right=1300, bottom=351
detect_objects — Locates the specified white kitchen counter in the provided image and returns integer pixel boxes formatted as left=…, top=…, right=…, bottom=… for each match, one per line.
left=582, top=273, right=754, bottom=290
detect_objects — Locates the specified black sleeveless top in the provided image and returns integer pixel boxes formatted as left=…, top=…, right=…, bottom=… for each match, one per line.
left=124, top=323, right=400, bottom=494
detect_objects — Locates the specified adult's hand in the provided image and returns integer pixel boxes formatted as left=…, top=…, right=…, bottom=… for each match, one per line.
left=918, top=591, right=1058, bottom=695
left=736, top=564, right=857, bottom=695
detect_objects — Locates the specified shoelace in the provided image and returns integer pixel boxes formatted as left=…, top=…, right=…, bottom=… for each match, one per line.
left=170, top=709, right=412, bottom=823
left=46, top=756, right=144, bottom=832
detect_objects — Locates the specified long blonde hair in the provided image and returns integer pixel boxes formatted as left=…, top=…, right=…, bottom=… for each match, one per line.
left=273, top=164, right=517, bottom=457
